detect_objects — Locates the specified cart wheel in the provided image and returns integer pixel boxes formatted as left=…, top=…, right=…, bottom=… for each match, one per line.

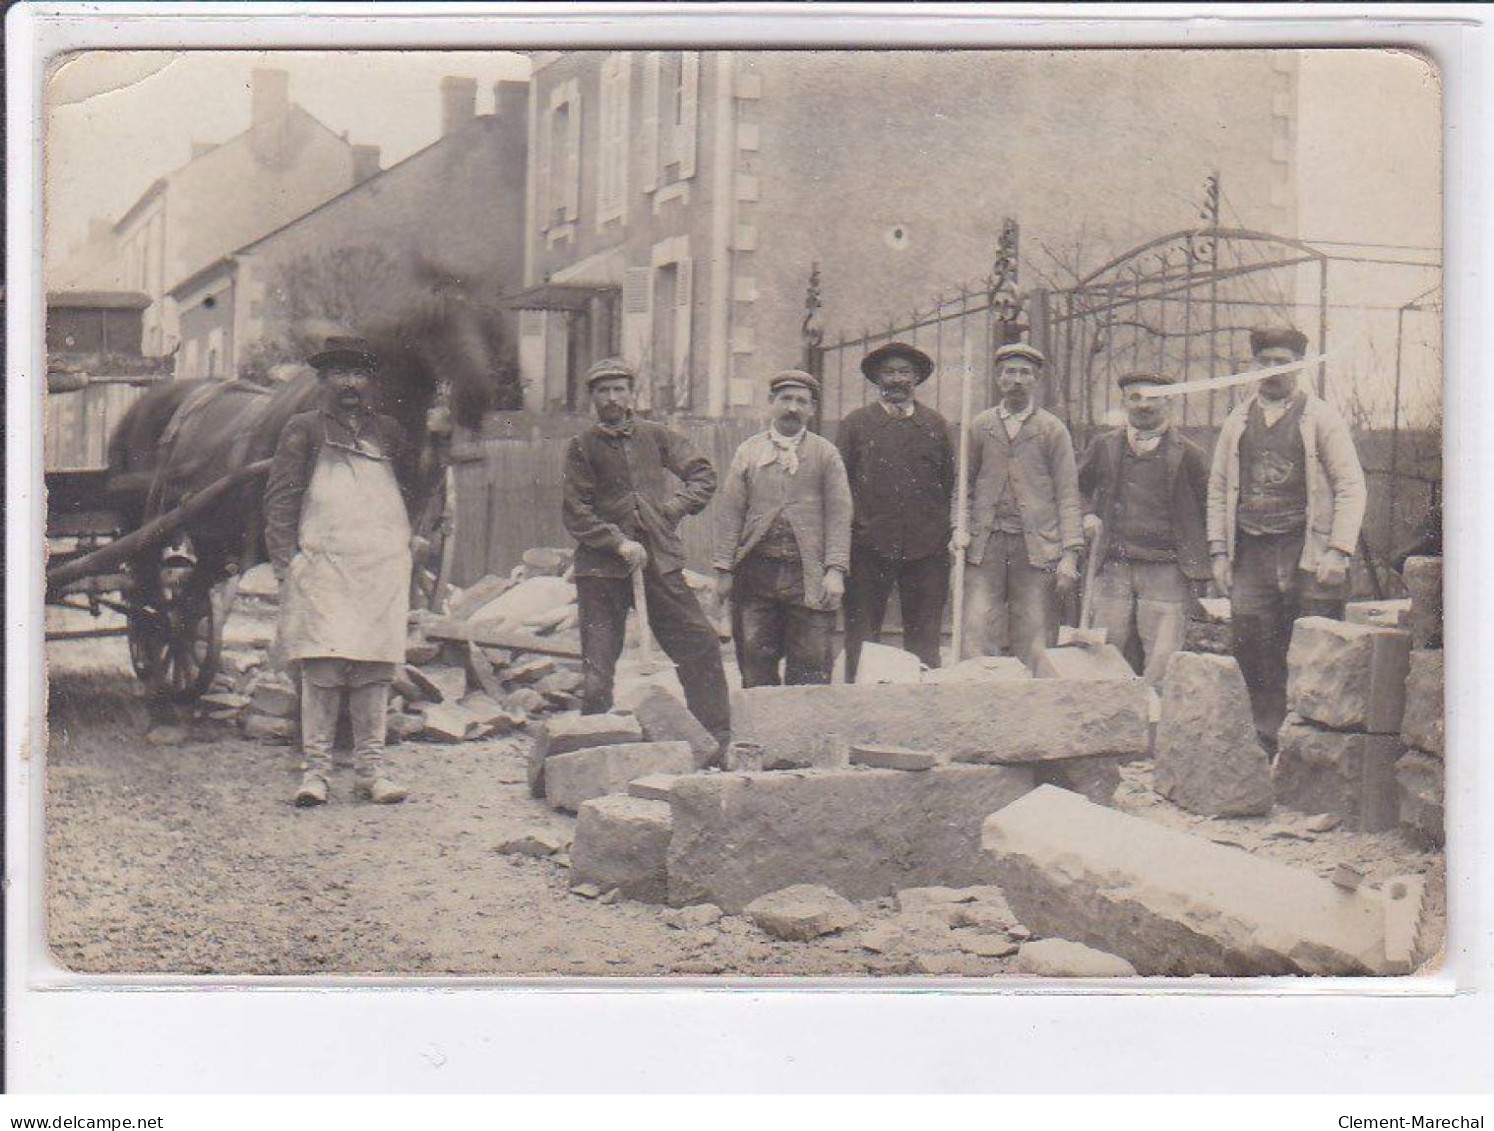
left=161, top=583, right=221, bottom=702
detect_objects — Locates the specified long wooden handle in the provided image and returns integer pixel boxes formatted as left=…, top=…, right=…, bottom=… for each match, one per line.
left=1078, top=519, right=1104, bottom=631
left=950, top=350, right=975, bottom=660
left=631, top=566, right=655, bottom=668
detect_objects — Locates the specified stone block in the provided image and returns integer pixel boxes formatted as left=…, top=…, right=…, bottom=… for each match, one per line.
left=419, top=703, right=483, bottom=743
left=569, top=796, right=673, bottom=903
left=1030, top=755, right=1128, bottom=807
left=495, top=828, right=570, bottom=857
left=632, top=686, right=719, bottom=767
left=1272, top=717, right=1401, bottom=831
left=200, top=692, right=251, bottom=711
left=1402, top=556, right=1442, bottom=650
left=1396, top=751, right=1444, bottom=848
left=394, top=665, right=443, bottom=704
left=982, top=785, right=1397, bottom=975
left=249, top=674, right=299, bottom=719
left=627, top=774, right=681, bottom=801
left=730, top=681, right=1149, bottom=768
left=405, top=638, right=441, bottom=666
left=545, top=741, right=694, bottom=813
left=854, top=643, right=923, bottom=684
left=666, top=764, right=1037, bottom=911
left=1013, top=938, right=1137, bottom=977
left=416, top=664, right=469, bottom=705
left=1400, top=650, right=1444, bottom=758
left=923, top=656, right=1032, bottom=684
left=447, top=573, right=516, bottom=621
left=1155, top=653, right=1273, bottom=817
left=745, top=884, right=861, bottom=940
left=506, top=687, right=549, bottom=716
left=526, top=712, right=644, bottom=797
left=387, top=710, right=426, bottom=740
left=1346, top=599, right=1411, bottom=631
left=1035, top=642, right=1138, bottom=682
left=1286, top=617, right=1412, bottom=734
left=850, top=744, right=941, bottom=771
left=507, top=657, right=557, bottom=684
left=243, top=712, right=295, bottom=743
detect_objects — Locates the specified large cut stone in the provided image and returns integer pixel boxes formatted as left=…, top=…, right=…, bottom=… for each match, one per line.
left=569, top=796, right=673, bottom=902
left=526, top=712, right=643, bottom=797
left=730, top=681, right=1149, bottom=767
left=923, top=656, right=1031, bottom=684
left=1272, top=716, right=1401, bottom=831
left=1402, top=556, right=1442, bottom=650
left=1396, top=751, right=1444, bottom=848
left=545, top=741, right=694, bottom=813
left=666, top=764, right=1037, bottom=911
left=248, top=673, right=299, bottom=719
left=1400, top=650, right=1444, bottom=758
left=632, top=686, right=719, bottom=767
left=1286, top=618, right=1412, bottom=734
left=854, top=643, right=923, bottom=684
left=1154, top=653, right=1273, bottom=817
left=1030, top=755, right=1129, bottom=807
left=1346, top=599, right=1411, bottom=631
left=1035, top=642, right=1138, bottom=682
left=745, top=884, right=861, bottom=940
left=1013, top=938, right=1138, bottom=978
left=984, top=785, right=1397, bottom=976
left=418, top=702, right=484, bottom=743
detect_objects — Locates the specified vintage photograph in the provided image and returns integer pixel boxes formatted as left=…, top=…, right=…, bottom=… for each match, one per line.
left=41, top=47, right=1444, bottom=979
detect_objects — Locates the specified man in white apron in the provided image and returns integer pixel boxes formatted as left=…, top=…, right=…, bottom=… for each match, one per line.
left=264, top=336, right=412, bottom=807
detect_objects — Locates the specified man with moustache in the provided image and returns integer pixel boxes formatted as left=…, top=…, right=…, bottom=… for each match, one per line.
left=1077, top=371, right=1211, bottom=684
left=714, top=370, right=853, bottom=686
left=835, top=342, right=956, bottom=680
left=266, top=335, right=413, bottom=807
left=1208, top=326, right=1366, bottom=750
left=562, top=357, right=732, bottom=750
left=954, top=342, right=1083, bottom=668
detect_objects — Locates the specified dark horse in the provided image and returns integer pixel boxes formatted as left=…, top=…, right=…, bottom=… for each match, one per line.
left=104, top=283, right=507, bottom=698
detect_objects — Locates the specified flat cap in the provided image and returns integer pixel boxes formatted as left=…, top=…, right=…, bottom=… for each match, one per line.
left=308, top=335, right=378, bottom=371
left=1117, top=370, right=1174, bottom=389
left=860, top=341, right=933, bottom=384
left=584, top=356, right=637, bottom=387
left=993, top=342, right=1047, bottom=368
left=769, top=369, right=821, bottom=398
left=1249, top=326, right=1309, bottom=357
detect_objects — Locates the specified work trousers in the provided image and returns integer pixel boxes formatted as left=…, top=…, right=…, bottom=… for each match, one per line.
left=1091, top=558, right=1191, bottom=685
left=1230, top=530, right=1347, bottom=749
left=843, top=545, right=950, bottom=681
left=734, top=554, right=835, bottom=688
left=299, top=657, right=392, bottom=779
left=576, top=569, right=731, bottom=742
left=960, top=531, right=1057, bottom=670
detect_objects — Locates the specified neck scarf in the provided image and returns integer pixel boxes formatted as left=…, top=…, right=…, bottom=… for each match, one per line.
left=879, top=397, right=916, bottom=419
left=1126, top=422, right=1169, bottom=456
left=597, top=411, right=635, bottom=440
left=759, top=425, right=806, bottom=475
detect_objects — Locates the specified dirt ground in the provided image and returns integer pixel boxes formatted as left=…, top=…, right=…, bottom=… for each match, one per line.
left=43, top=603, right=1446, bottom=979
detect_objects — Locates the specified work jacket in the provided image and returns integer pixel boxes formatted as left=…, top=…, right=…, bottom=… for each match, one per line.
left=834, top=401, right=955, bottom=561
left=1206, top=391, right=1367, bottom=570
left=562, top=417, right=717, bottom=579
left=712, top=429, right=854, bottom=608
left=962, top=406, right=1084, bottom=568
left=1078, top=426, right=1212, bottom=581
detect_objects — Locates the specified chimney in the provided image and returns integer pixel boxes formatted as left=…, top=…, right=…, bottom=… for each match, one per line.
left=440, top=75, right=478, bottom=136
left=351, top=144, right=381, bottom=186
left=493, top=80, right=529, bottom=124
left=251, top=67, right=290, bottom=130
left=190, top=141, right=217, bottom=160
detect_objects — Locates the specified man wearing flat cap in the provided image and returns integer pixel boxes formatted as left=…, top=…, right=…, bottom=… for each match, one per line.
left=1207, top=326, right=1367, bottom=750
left=834, top=342, right=956, bottom=680
left=954, top=342, right=1084, bottom=669
left=714, top=370, right=853, bottom=686
left=562, top=357, right=731, bottom=750
left=266, top=335, right=413, bottom=807
left=1077, top=371, right=1211, bottom=684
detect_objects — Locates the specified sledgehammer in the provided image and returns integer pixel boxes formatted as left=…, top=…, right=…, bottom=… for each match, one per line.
left=631, top=564, right=660, bottom=675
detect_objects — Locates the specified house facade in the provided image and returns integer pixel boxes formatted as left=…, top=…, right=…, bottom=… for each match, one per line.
left=518, top=49, right=1298, bottom=421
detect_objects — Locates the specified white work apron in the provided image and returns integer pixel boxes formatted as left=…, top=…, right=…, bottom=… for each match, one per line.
left=280, top=437, right=412, bottom=665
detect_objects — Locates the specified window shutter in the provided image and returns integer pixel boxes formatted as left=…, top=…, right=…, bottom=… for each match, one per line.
left=673, top=256, right=693, bottom=406
left=641, top=52, right=661, bottom=192
left=613, top=54, right=631, bottom=210
left=564, top=81, right=582, bottom=222
left=534, top=100, right=551, bottom=230
left=596, top=61, right=616, bottom=217
left=678, top=51, right=700, bottom=180
left=623, top=266, right=651, bottom=314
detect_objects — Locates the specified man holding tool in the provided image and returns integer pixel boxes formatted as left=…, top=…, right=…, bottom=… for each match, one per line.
left=561, top=357, right=732, bottom=751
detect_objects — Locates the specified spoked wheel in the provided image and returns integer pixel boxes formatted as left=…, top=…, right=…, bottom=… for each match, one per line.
left=127, top=580, right=222, bottom=701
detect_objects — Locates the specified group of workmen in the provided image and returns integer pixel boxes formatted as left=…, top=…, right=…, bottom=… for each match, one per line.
left=266, top=323, right=1365, bottom=807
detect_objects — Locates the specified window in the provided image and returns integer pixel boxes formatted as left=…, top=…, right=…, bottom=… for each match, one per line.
left=642, top=51, right=698, bottom=193
left=538, top=79, right=582, bottom=232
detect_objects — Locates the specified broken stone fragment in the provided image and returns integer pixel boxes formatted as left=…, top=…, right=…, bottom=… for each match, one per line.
left=1014, top=938, right=1138, bottom=977
left=494, top=829, right=571, bottom=858
left=1400, top=650, right=1444, bottom=757
left=627, top=774, right=681, bottom=802
left=507, top=657, right=558, bottom=684
left=632, top=686, right=719, bottom=767
left=248, top=674, right=299, bottom=719
left=1034, top=641, right=1138, bottom=682
left=243, top=713, right=295, bottom=743
left=544, top=741, right=695, bottom=812
left=395, top=664, right=443, bottom=704
left=958, top=933, right=1020, bottom=959
left=1154, top=652, right=1273, bottom=818
left=745, top=884, right=861, bottom=941
left=416, top=664, right=469, bottom=705
left=1272, top=717, right=1401, bottom=831
left=386, top=710, right=426, bottom=741
left=664, top=903, right=725, bottom=930
left=1401, top=556, right=1442, bottom=650
left=505, top=687, right=549, bottom=716
left=1396, top=751, right=1444, bottom=848
left=850, top=744, right=941, bottom=771
left=527, top=712, right=644, bottom=797
left=446, top=573, right=517, bottom=621
left=569, top=796, right=672, bottom=903
left=405, top=638, right=441, bottom=666
left=418, top=703, right=483, bottom=743
left=1285, top=617, right=1412, bottom=734
left=201, top=691, right=251, bottom=711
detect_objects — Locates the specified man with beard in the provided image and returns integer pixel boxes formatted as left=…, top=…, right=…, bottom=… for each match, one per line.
left=562, top=357, right=732, bottom=751
left=1077, top=371, right=1211, bottom=684
left=1208, top=326, right=1366, bottom=750
left=714, top=370, right=853, bottom=686
left=834, top=342, right=955, bottom=680
left=266, top=335, right=412, bottom=807
left=954, top=342, right=1083, bottom=668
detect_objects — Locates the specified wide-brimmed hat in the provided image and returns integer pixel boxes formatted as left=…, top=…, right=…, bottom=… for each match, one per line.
left=307, top=335, right=378, bottom=372
left=1117, top=370, right=1174, bottom=390
left=768, top=369, right=821, bottom=399
left=860, top=341, right=933, bottom=385
left=1249, top=326, right=1309, bottom=357
left=585, top=356, right=637, bottom=387
left=993, top=342, right=1047, bottom=369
